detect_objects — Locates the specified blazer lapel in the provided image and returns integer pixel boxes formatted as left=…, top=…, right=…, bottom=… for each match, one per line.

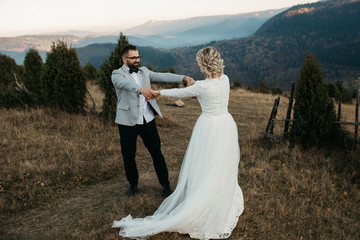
left=121, top=65, right=138, bottom=84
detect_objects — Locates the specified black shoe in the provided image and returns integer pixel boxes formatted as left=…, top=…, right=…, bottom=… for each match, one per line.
left=162, top=185, right=172, bottom=196
left=126, top=185, right=137, bottom=196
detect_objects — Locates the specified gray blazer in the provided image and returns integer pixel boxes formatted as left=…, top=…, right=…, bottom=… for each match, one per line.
left=112, top=65, right=184, bottom=126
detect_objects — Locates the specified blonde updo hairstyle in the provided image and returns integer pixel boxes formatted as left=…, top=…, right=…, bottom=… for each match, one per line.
left=196, top=47, right=224, bottom=79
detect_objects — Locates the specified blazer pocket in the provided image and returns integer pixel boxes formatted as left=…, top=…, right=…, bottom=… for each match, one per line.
left=117, top=104, right=130, bottom=110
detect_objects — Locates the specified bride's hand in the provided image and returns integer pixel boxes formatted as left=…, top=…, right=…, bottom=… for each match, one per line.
left=150, top=90, right=160, bottom=100
left=187, top=78, right=195, bottom=86
left=183, top=76, right=195, bottom=86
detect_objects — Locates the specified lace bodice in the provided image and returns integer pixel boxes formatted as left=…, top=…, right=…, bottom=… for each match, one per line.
left=160, top=74, right=230, bottom=116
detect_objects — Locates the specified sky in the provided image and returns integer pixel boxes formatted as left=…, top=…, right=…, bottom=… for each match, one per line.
left=0, top=0, right=320, bottom=37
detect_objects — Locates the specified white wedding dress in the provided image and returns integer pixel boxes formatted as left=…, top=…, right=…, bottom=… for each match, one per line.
left=112, top=74, right=244, bottom=239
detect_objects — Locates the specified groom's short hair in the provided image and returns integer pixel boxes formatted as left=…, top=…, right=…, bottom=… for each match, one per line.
left=121, top=45, right=138, bottom=57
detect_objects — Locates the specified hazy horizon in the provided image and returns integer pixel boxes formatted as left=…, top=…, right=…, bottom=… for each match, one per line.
left=0, top=0, right=320, bottom=37
left=0, top=9, right=281, bottom=38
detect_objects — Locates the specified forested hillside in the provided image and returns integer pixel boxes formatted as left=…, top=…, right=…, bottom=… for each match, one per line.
left=75, top=0, right=360, bottom=90
left=169, top=0, right=360, bottom=89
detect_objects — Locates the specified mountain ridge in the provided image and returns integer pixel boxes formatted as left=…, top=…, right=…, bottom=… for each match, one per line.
left=123, top=9, right=283, bottom=36
left=2, top=0, right=359, bottom=91
left=0, top=8, right=283, bottom=64
left=164, top=0, right=360, bottom=89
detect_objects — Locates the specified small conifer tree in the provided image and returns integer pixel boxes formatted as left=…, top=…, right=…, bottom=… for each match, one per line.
left=98, top=33, right=129, bottom=120
left=290, top=52, right=339, bottom=148
left=0, top=54, right=26, bottom=108
left=24, top=48, right=43, bottom=105
left=42, top=41, right=86, bottom=113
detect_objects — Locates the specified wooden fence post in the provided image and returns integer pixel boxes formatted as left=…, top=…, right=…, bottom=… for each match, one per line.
left=269, top=97, right=280, bottom=135
left=265, top=98, right=278, bottom=133
left=355, top=77, right=359, bottom=141
left=284, top=83, right=295, bottom=138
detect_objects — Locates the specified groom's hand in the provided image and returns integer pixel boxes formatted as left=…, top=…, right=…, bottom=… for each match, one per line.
left=139, top=87, right=155, bottom=101
left=182, top=76, right=195, bottom=86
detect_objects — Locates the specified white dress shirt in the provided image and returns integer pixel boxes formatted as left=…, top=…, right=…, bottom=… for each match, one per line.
left=128, top=68, right=155, bottom=124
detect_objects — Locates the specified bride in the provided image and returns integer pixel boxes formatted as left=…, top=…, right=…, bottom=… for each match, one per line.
left=112, top=46, right=244, bottom=239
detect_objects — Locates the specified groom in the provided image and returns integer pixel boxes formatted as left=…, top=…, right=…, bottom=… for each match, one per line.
left=112, top=45, right=194, bottom=196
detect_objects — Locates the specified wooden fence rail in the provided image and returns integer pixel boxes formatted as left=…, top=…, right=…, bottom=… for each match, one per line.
left=263, top=80, right=360, bottom=143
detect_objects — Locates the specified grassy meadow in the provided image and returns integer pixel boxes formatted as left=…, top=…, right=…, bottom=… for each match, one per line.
left=0, top=82, right=359, bottom=240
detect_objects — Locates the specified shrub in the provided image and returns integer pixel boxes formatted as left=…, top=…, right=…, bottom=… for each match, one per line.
left=24, top=48, right=43, bottom=105
left=42, top=41, right=87, bottom=113
left=0, top=54, right=27, bottom=108
left=232, top=80, right=242, bottom=88
left=271, top=86, right=283, bottom=95
left=326, top=81, right=353, bottom=104
left=290, top=52, right=340, bottom=148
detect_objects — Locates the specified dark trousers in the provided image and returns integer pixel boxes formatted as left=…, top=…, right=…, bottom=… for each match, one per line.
left=118, top=119, right=170, bottom=188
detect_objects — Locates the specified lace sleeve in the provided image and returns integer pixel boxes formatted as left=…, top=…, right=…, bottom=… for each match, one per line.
left=160, top=81, right=202, bottom=98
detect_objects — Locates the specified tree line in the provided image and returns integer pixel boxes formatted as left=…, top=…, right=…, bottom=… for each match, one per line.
left=0, top=42, right=91, bottom=113
left=0, top=33, right=356, bottom=149
left=0, top=33, right=174, bottom=118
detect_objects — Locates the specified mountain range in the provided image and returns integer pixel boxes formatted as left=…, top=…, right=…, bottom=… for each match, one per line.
left=76, top=0, right=360, bottom=90
left=1, top=0, right=359, bottom=91
left=0, top=9, right=282, bottom=65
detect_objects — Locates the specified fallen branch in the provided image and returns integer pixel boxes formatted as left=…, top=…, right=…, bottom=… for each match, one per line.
left=14, top=73, right=32, bottom=95
left=86, top=88, right=101, bottom=115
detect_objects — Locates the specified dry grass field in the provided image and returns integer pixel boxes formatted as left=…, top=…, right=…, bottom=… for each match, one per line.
left=0, top=82, right=359, bottom=240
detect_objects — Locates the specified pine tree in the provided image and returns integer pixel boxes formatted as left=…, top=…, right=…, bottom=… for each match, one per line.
left=0, top=54, right=26, bottom=108
left=98, top=33, right=129, bottom=120
left=42, top=41, right=87, bottom=113
left=290, top=52, right=339, bottom=148
left=24, top=48, right=43, bottom=105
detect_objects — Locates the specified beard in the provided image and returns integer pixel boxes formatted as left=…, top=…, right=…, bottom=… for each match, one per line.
left=126, top=60, right=140, bottom=69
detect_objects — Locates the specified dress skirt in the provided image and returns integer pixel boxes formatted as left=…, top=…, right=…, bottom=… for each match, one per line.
left=112, top=112, right=244, bottom=239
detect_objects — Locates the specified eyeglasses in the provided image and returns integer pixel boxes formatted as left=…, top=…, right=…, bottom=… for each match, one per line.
left=126, top=56, right=141, bottom=60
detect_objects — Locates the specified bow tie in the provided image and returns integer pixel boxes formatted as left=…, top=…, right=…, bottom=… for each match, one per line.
left=129, top=68, right=139, bottom=74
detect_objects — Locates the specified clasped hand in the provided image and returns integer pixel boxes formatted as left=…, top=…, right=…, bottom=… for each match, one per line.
left=139, top=88, right=160, bottom=101
left=183, top=76, right=195, bottom=86
left=140, top=75, right=194, bottom=101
